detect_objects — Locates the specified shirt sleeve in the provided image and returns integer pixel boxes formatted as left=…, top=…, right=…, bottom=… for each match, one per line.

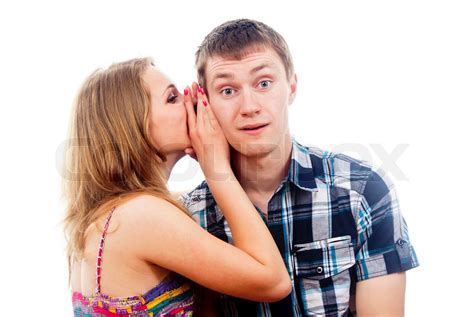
left=354, top=169, right=419, bottom=281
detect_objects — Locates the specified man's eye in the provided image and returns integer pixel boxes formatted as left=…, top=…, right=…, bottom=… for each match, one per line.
left=259, top=80, right=271, bottom=89
left=221, top=88, right=234, bottom=96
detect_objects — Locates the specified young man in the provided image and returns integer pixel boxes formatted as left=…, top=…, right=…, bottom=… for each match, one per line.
left=182, top=19, right=419, bottom=316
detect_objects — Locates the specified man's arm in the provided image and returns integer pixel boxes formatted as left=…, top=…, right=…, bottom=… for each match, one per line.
left=352, top=167, right=418, bottom=316
left=356, top=272, right=406, bottom=317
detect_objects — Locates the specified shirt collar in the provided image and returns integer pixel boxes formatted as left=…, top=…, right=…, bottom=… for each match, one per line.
left=287, top=139, right=320, bottom=192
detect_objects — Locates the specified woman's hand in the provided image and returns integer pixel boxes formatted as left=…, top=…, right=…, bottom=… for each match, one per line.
left=184, top=84, right=230, bottom=180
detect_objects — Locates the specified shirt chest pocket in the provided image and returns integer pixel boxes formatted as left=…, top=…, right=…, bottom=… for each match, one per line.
left=293, top=235, right=356, bottom=316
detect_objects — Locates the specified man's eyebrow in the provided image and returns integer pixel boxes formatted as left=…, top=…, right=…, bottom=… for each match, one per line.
left=250, top=63, right=273, bottom=74
left=161, top=84, right=175, bottom=97
left=210, top=63, right=275, bottom=85
left=211, top=72, right=234, bottom=85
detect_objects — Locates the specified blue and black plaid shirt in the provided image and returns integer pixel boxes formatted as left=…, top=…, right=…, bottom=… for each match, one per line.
left=182, top=139, right=419, bottom=316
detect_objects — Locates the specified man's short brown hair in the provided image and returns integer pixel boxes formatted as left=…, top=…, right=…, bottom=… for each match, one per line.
left=195, top=19, right=294, bottom=89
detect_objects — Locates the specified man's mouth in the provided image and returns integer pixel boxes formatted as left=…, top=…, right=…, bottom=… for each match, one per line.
left=239, top=123, right=269, bottom=135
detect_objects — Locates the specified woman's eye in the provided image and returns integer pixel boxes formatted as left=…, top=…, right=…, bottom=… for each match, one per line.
left=167, top=94, right=178, bottom=103
left=259, top=80, right=271, bottom=89
left=221, top=88, right=234, bottom=96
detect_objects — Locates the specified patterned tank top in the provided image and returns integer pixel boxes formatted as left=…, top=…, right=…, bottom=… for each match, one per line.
left=71, top=207, right=196, bottom=316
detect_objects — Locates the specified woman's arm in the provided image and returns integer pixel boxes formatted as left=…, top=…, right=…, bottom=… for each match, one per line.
left=125, top=194, right=291, bottom=302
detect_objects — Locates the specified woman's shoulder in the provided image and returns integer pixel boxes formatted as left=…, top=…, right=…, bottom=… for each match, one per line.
left=97, top=194, right=186, bottom=253
left=114, top=194, right=181, bottom=223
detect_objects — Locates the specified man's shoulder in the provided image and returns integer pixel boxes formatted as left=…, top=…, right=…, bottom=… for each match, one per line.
left=297, top=142, right=375, bottom=194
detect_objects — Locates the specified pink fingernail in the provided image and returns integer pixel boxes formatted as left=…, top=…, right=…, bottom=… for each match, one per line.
left=203, top=100, right=207, bottom=106
left=184, top=88, right=189, bottom=96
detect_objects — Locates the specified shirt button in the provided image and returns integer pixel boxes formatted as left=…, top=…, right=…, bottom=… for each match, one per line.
left=316, top=266, right=324, bottom=274
left=397, top=239, right=407, bottom=247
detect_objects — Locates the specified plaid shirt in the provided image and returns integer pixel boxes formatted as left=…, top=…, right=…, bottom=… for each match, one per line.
left=181, top=140, right=419, bottom=316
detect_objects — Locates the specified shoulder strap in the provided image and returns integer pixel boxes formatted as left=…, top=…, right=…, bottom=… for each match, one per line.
left=94, top=206, right=116, bottom=295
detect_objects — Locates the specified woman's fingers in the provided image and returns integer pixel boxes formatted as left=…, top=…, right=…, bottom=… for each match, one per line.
left=190, top=82, right=198, bottom=109
left=196, top=85, right=208, bottom=130
left=190, top=85, right=231, bottom=174
left=184, top=86, right=197, bottom=134
left=191, top=82, right=199, bottom=101
left=202, top=94, right=220, bottom=131
left=197, top=86, right=220, bottom=132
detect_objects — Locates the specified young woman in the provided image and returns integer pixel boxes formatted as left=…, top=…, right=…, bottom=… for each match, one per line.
left=64, top=57, right=291, bottom=316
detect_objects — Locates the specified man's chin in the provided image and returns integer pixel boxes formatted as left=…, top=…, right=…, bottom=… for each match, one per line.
left=230, top=142, right=279, bottom=158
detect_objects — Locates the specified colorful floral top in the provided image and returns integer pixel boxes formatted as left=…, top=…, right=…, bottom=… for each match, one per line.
left=71, top=207, right=195, bottom=316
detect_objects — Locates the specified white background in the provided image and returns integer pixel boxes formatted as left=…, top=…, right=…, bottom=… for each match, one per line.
left=0, top=0, right=472, bottom=315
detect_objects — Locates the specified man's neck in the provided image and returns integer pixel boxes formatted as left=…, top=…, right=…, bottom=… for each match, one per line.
left=231, top=137, right=293, bottom=211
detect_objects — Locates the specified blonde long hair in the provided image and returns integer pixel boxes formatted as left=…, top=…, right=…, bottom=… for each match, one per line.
left=63, top=57, right=186, bottom=273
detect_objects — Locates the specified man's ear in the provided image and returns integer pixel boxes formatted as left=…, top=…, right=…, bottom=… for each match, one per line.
left=288, top=73, right=298, bottom=105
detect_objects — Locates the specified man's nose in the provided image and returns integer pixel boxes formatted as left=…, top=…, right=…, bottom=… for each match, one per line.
left=239, top=88, right=261, bottom=116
